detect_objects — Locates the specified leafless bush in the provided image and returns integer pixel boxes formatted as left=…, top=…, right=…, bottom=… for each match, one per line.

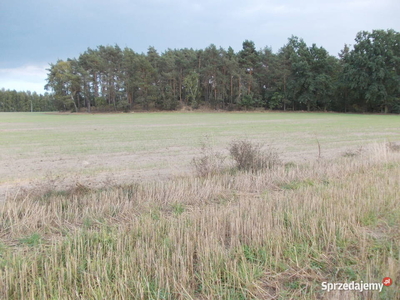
left=386, top=141, right=400, bottom=152
left=342, top=146, right=364, bottom=158
left=18, top=173, right=92, bottom=201
left=191, top=138, right=226, bottom=177
left=192, top=138, right=280, bottom=176
left=229, top=139, right=281, bottom=171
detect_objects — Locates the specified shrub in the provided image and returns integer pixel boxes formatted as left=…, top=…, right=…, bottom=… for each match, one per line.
left=386, top=141, right=400, bottom=152
left=116, top=100, right=131, bottom=112
left=191, top=138, right=226, bottom=177
left=162, top=97, right=179, bottom=110
left=342, top=146, right=364, bottom=157
left=239, top=95, right=255, bottom=110
left=229, top=139, right=280, bottom=171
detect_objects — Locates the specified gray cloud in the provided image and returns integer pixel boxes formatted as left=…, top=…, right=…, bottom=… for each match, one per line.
left=1, top=0, right=399, bottom=92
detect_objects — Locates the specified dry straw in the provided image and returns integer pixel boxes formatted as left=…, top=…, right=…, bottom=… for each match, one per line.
left=0, top=142, right=399, bottom=299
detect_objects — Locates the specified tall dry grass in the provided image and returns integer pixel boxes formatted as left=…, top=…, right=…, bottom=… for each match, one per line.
left=0, top=143, right=399, bottom=299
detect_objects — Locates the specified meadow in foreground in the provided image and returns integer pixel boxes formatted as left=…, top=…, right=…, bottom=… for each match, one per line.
left=0, top=140, right=399, bottom=299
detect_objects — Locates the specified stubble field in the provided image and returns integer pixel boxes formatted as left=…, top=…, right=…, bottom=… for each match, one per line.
left=0, top=111, right=399, bottom=299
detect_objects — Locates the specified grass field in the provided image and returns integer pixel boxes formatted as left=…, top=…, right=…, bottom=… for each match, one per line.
left=0, top=112, right=399, bottom=299
left=1, top=112, right=399, bottom=194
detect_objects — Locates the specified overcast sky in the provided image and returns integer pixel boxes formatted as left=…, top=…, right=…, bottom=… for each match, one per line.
left=1, top=0, right=399, bottom=94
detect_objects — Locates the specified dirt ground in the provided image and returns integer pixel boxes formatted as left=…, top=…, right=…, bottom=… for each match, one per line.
left=0, top=149, right=188, bottom=201
left=0, top=142, right=363, bottom=202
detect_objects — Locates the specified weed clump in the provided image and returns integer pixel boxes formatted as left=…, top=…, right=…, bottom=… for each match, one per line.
left=342, top=146, right=364, bottom=158
left=386, top=141, right=400, bottom=152
left=191, top=138, right=226, bottom=177
left=19, top=233, right=42, bottom=247
left=229, top=139, right=280, bottom=171
left=192, top=138, right=281, bottom=176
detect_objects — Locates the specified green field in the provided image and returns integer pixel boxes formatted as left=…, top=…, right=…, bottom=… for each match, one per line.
left=0, top=112, right=399, bottom=299
left=2, top=112, right=399, bottom=153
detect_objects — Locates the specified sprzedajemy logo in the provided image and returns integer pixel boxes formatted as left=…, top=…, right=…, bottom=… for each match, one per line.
left=321, top=277, right=393, bottom=293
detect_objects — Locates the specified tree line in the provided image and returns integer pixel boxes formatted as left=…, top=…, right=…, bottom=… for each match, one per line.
left=3, top=29, right=400, bottom=113
left=0, top=89, right=55, bottom=112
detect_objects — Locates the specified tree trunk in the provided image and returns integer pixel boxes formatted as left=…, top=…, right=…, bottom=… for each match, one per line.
left=230, top=75, right=233, bottom=104
left=172, top=79, right=176, bottom=99
left=214, top=87, right=217, bottom=109
left=238, top=77, right=241, bottom=102
left=71, top=94, right=78, bottom=112
left=127, top=91, right=132, bottom=105
left=283, top=75, right=287, bottom=111
left=179, top=69, right=183, bottom=104
left=87, top=98, right=91, bottom=113
left=93, top=72, right=99, bottom=98
left=77, top=93, right=80, bottom=110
